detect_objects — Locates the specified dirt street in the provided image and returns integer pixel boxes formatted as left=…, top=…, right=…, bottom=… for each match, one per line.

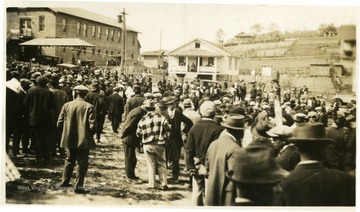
left=6, top=118, right=193, bottom=207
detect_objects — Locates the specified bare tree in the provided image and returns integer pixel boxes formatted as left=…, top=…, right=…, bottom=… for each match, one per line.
left=250, top=23, right=263, bottom=39
left=268, top=22, right=280, bottom=40
left=216, top=28, right=225, bottom=43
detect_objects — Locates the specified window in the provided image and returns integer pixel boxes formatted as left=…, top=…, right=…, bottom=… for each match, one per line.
left=110, top=30, right=114, bottom=41
left=118, top=31, right=121, bottom=42
left=179, top=57, right=185, bottom=66
left=131, top=54, right=134, bottom=59
left=229, top=57, right=232, bottom=70
left=39, top=16, right=45, bottom=31
left=92, top=26, right=96, bottom=37
left=83, top=23, right=87, bottom=37
left=77, top=22, right=81, bottom=36
left=195, top=42, right=200, bottom=48
left=62, top=18, right=67, bottom=33
left=98, top=49, right=101, bottom=55
left=106, top=29, right=109, bottom=40
left=132, top=37, right=135, bottom=45
left=97, top=26, right=101, bottom=38
left=106, top=50, right=108, bottom=55
left=208, top=57, right=214, bottom=66
left=20, top=18, right=32, bottom=36
left=92, top=48, right=95, bottom=55
left=235, top=59, right=238, bottom=70
left=111, top=51, right=113, bottom=55
left=118, top=51, right=120, bottom=55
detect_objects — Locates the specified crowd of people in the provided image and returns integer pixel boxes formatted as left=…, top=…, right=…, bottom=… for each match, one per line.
left=5, top=62, right=356, bottom=205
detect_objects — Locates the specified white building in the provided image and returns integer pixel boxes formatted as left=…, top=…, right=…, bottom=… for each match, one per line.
left=165, top=38, right=240, bottom=81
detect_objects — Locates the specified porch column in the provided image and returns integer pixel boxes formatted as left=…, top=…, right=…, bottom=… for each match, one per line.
left=214, top=57, right=218, bottom=73
left=197, top=57, right=200, bottom=73
left=186, top=56, right=189, bottom=72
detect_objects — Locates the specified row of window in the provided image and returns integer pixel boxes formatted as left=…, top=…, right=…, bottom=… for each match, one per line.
left=178, top=57, right=214, bottom=66
left=19, top=16, right=136, bottom=46
left=73, top=48, right=134, bottom=59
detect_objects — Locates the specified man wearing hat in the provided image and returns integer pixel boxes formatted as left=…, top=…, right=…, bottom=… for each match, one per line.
left=136, top=100, right=170, bottom=190
left=266, top=125, right=300, bottom=171
left=107, top=86, right=124, bottom=134
left=24, top=76, right=55, bottom=166
left=85, top=79, right=107, bottom=143
left=57, top=85, right=95, bottom=194
left=125, top=85, right=145, bottom=118
left=49, top=75, right=68, bottom=156
left=120, top=104, right=147, bottom=180
left=205, top=115, right=246, bottom=206
left=279, top=122, right=355, bottom=206
left=185, top=100, right=222, bottom=205
left=226, top=146, right=288, bottom=206
left=163, top=96, right=193, bottom=183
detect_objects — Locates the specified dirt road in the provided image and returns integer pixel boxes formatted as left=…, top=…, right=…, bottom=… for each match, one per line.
left=6, top=119, right=193, bottom=207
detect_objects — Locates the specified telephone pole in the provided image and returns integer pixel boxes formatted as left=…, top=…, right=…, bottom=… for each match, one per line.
left=118, top=8, right=127, bottom=75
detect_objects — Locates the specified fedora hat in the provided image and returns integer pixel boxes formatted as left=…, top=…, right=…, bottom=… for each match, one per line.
left=226, top=146, right=288, bottom=184
left=251, top=121, right=274, bottom=139
left=266, top=125, right=293, bottom=138
left=165, top=97, right=176, bottom=105
left=143, top=99, right=155, bottom=109
left=288, top=122, right=335, bottom=143
left=183, top=99, right=192, bottom=107
left=157, top=100, right=167, bottom=109
left=221, top=115, right=245, bottom=130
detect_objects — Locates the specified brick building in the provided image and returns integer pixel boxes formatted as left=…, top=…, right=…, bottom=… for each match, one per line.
left=6, top=7, right=141, bottom=66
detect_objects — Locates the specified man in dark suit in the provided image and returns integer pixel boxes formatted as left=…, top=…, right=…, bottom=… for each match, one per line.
left=107, top=86, right=124, bottom=133
left=279, top=122, right=355, bottom=206
left=125, top=85, right=145, bottom=117
left=164, top=97, right=193, bottom=183
left=120, top=105, right=146, bottom=180
left=24, top=76, right=55, bottom=166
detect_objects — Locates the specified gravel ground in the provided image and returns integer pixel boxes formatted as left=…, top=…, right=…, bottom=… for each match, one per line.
left=6, top=118, right=193, bottom=207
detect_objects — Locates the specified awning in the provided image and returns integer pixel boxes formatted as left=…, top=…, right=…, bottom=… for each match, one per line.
left=169, top=49, right=223, bottom=57
left=19, top=38, right=95, bottom=47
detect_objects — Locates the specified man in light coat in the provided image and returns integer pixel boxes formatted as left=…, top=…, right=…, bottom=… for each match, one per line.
left=57, top=85, right=95, bottom=194
left=205, top=115, right=245, bottom=206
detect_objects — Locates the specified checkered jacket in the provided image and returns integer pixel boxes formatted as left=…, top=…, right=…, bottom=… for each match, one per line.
left=136, top=111, right=170, bottom=145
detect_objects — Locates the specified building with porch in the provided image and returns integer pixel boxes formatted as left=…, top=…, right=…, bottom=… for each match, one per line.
left=6, top=7, right=141, bottom=66
left=141, top=49, right=167, bottom=69
left=165, top=38, right=240, bottom=81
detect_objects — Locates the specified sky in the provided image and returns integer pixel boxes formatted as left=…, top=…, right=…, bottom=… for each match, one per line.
left=3, top=0, right=360, bottom=52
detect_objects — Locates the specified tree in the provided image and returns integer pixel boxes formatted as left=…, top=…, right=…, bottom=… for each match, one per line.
left=318, top=23, right=337, bottom=37
left=216, top=28, right=225, bottom=43
left=250, top=23, right=263, bottom=38
left=268, top=22, right=280, bottom=41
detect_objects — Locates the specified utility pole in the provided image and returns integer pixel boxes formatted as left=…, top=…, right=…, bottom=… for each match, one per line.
left=118, top=8, right=127, bottom=75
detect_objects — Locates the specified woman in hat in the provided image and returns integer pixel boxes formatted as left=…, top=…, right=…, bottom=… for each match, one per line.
left=205, top=115, right=246, bottom=206
left=226, top=146, right=288, bottom=206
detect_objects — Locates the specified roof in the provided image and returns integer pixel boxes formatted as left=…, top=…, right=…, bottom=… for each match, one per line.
left=166, top=38, right=236, bottom=57
left=141, top=50, right=167, bottom=56
left=19, top=38, right=95, bottom=47
left=49, top=8, right=140, bottom=33
left=235, top=32, right=254, bottom=38
left=171, top=49, right=223, bottom=57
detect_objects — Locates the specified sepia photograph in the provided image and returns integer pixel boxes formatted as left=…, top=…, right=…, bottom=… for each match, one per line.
left=2, top=0, right=359, bottom=210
